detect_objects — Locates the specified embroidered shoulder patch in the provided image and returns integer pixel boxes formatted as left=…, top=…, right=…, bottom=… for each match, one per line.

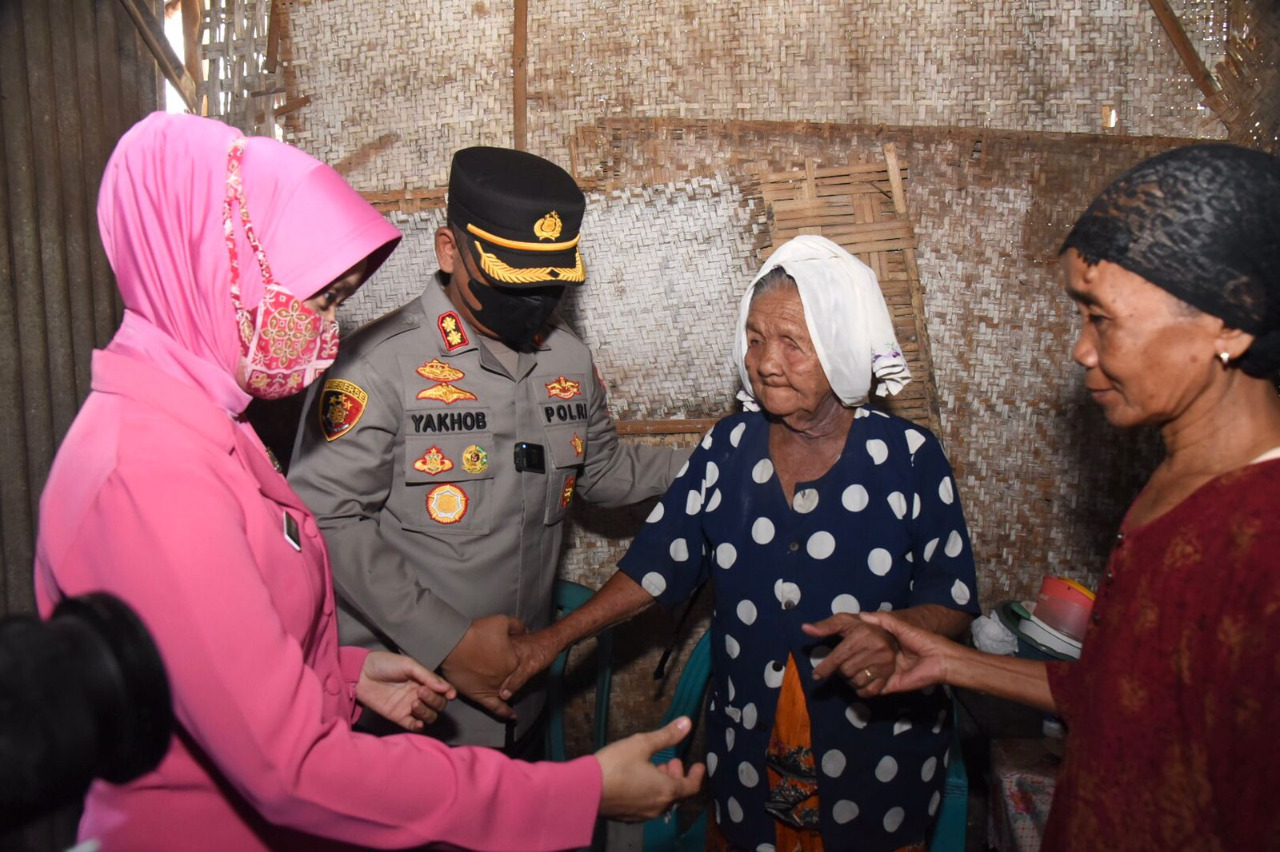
left=571, top=433, right=584, bottom=457
left=438, top=312, right=469, bottom=351
left=560, top=475, right=576, bottom=508
left=413, top=445, right=454, bottom=475
left=320, top=379, right=368, bottom=442
left=545, top=375, right=582, bottom=400
left=426, top=484, right=469, bottom=524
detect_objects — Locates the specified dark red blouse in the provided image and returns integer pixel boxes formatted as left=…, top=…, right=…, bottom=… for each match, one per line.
left=1044, top=459, right=1280, bottom=851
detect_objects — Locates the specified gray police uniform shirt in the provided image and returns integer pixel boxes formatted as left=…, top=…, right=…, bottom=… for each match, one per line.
left=288, top=276, right=689, bottom=746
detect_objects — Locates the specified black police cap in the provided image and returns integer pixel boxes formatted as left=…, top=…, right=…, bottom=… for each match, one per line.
left=446, top=147, right=586, bottom=288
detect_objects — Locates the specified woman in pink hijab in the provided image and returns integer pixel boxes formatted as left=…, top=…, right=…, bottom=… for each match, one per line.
left=32, top=113, right=701, bottom=851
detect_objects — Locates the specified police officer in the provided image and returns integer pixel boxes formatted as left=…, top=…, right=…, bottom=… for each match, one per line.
left=288, top=147, right=688, bottom=752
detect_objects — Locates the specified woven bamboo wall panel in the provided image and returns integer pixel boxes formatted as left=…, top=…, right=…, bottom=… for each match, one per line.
left=277, top=0, right=1228, bottom=194
left=279, top=0, right=518, bottom=190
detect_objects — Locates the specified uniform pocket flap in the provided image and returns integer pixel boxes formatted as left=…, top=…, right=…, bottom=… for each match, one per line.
left=542, top=422, right=587, bottom=470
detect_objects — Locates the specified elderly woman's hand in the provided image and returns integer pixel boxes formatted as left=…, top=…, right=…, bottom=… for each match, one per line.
left=802, top=614, right=900, bottom=696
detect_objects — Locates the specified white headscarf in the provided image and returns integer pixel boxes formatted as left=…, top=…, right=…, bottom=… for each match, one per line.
left=732, top=234, right=910, bottom=411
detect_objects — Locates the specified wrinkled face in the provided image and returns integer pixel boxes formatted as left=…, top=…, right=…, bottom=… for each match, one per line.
left=743, top=284, right=834, bottom=420
left=1063, top=249, right=1222, bottom=429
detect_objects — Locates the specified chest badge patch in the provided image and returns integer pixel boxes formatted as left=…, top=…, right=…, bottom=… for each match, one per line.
left=571, top=433, right=584, bottom=457
left=560, top=475, right=576, bottom=508
left=438, top=312, right=469, bottom=351
left=545, top=375, right=582, bottom=400
left=426, top=484, right=469, bottom=524
left=416, top=358, right=478, bottom=404
left=413, top=445, right=454, bottom=475
left=461, top=444, right=489, bottom=474
left=320, top=379, right=368, bottom=442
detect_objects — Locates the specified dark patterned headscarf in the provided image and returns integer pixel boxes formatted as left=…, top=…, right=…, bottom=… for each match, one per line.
left=1061, top=143, right=1280, bottom=376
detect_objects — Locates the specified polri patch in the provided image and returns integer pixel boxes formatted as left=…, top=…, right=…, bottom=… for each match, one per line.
left=426, top=484, right=469, bottom=524
left=560, top=476, right=576, bottom=508
left=461, top=444, right=489, bottom=474
left=438, top=312, right=469, bottom=351
left=571, top=433, right=584, bottom=457
left=545, top=375, right=582, bottom=400
left=320, top=379, right=368, bottom=442
left=413, top=445, right=454, bottom=475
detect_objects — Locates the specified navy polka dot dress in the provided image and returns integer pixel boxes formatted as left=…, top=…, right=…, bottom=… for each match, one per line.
left=619, top=408, right=980, bottom=851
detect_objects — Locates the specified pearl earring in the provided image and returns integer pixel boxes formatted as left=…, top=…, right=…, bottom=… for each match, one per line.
left=1219, top=351, right=1231, bottom=366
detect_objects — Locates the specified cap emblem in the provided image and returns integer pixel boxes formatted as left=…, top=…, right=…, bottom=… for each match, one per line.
left=534, top=211, right=563, bottom=241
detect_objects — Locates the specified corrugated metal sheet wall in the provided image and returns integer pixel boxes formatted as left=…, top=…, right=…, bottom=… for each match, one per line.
left=1, top=0, right=160, bottom=846
left=1, top=0, right=160, bottom=626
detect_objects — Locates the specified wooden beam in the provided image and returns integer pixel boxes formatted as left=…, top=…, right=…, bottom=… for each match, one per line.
left=265, top=0, right=282, bottom=74
left=180, top=0, right=203, bottom=114
left=116, top=0, right=197, bottom=111
left=1145, top=0, right=1220, bottom=102
left=616, top=419, right=721, bottom=436
left=513, top=0, right=527, bottom=150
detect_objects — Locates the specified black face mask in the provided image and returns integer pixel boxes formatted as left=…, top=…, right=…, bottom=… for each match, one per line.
left=464, top=277, right=565, bottom=350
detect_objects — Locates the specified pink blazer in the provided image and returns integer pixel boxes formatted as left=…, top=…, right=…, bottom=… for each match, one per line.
left=34, top=349, right=600, bottom=851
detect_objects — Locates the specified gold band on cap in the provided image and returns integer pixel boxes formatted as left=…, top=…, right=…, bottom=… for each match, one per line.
left=472, top=242, right=585, bottom=284
left=466, top=222, right=580, bottom=252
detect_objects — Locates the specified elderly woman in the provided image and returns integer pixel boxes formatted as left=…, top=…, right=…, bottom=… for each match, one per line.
left=502, top=235, right=980, bottom=851
left=32, top=113, right=701, bottom=851
left=861, top=143, right=1280, bottom=850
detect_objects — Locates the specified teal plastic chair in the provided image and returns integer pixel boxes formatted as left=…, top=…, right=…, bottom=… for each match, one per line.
left=927, top=693, right=969, bottom=852
left=545, top=580, right=615, bottom=852
left=642, top=629, right=713, bottom=852
left=545, top=579, right=615, bottom=761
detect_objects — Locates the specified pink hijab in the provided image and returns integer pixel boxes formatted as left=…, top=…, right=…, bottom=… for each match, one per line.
left=98, top=112, right=401, bottom=416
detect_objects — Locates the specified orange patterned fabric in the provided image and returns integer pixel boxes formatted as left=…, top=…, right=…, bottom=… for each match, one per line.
left=1043, top=459, right=1280, bottom=851
left=705, top=655, right=926, bottom=852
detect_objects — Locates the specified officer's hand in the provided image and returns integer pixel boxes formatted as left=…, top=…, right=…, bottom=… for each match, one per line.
left=356, top=651, right=456, bottom=731
left=439, top=615, right=525, bottom=720
left=499, top=628, right=565, bottom=701
left=595, top=717, right=705, bottom=821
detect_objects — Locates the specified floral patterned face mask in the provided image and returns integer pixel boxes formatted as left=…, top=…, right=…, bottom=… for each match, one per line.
left=223, top=136, right=339, bottom=400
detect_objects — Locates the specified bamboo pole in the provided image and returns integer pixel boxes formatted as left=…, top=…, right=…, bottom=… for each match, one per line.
left=1145, top=0, right=1220, bottom=104
left=513, top=0, right=527, bottom=150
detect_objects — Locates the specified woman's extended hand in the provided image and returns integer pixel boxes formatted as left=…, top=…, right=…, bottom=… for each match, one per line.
left=802, top=613, right=900, bottom=696
left=356, top=651, right=457, bottom=731
left=853, top=612, right=954, bottom=694
left=595, top=717, right=706, bottom=822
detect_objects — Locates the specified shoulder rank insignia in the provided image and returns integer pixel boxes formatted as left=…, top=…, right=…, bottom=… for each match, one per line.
left=534, top=211, right=563, bottom=241
left=560, top=475, right=576, bottom=508
left=571, top=433, right=584, bottom=457
left=438, top=311, right=469, bottom=351
left=413, top=445, right=454, bottom=475
left=545, top=375, right=582, bottom=400
left=320, top=379, right=367, bottom=442
left=426, top=484, right=468, bottom=524
left=461, top=444, right=489, bottom=474
left=415, top=359, right=478, bottom=404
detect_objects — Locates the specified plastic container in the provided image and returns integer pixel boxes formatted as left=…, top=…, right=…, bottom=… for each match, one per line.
left=1034, top=576, right=1095, bottom=642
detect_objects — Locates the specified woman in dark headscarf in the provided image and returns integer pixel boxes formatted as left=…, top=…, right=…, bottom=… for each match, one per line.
left=849, top=143, right=1280, bottom=850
